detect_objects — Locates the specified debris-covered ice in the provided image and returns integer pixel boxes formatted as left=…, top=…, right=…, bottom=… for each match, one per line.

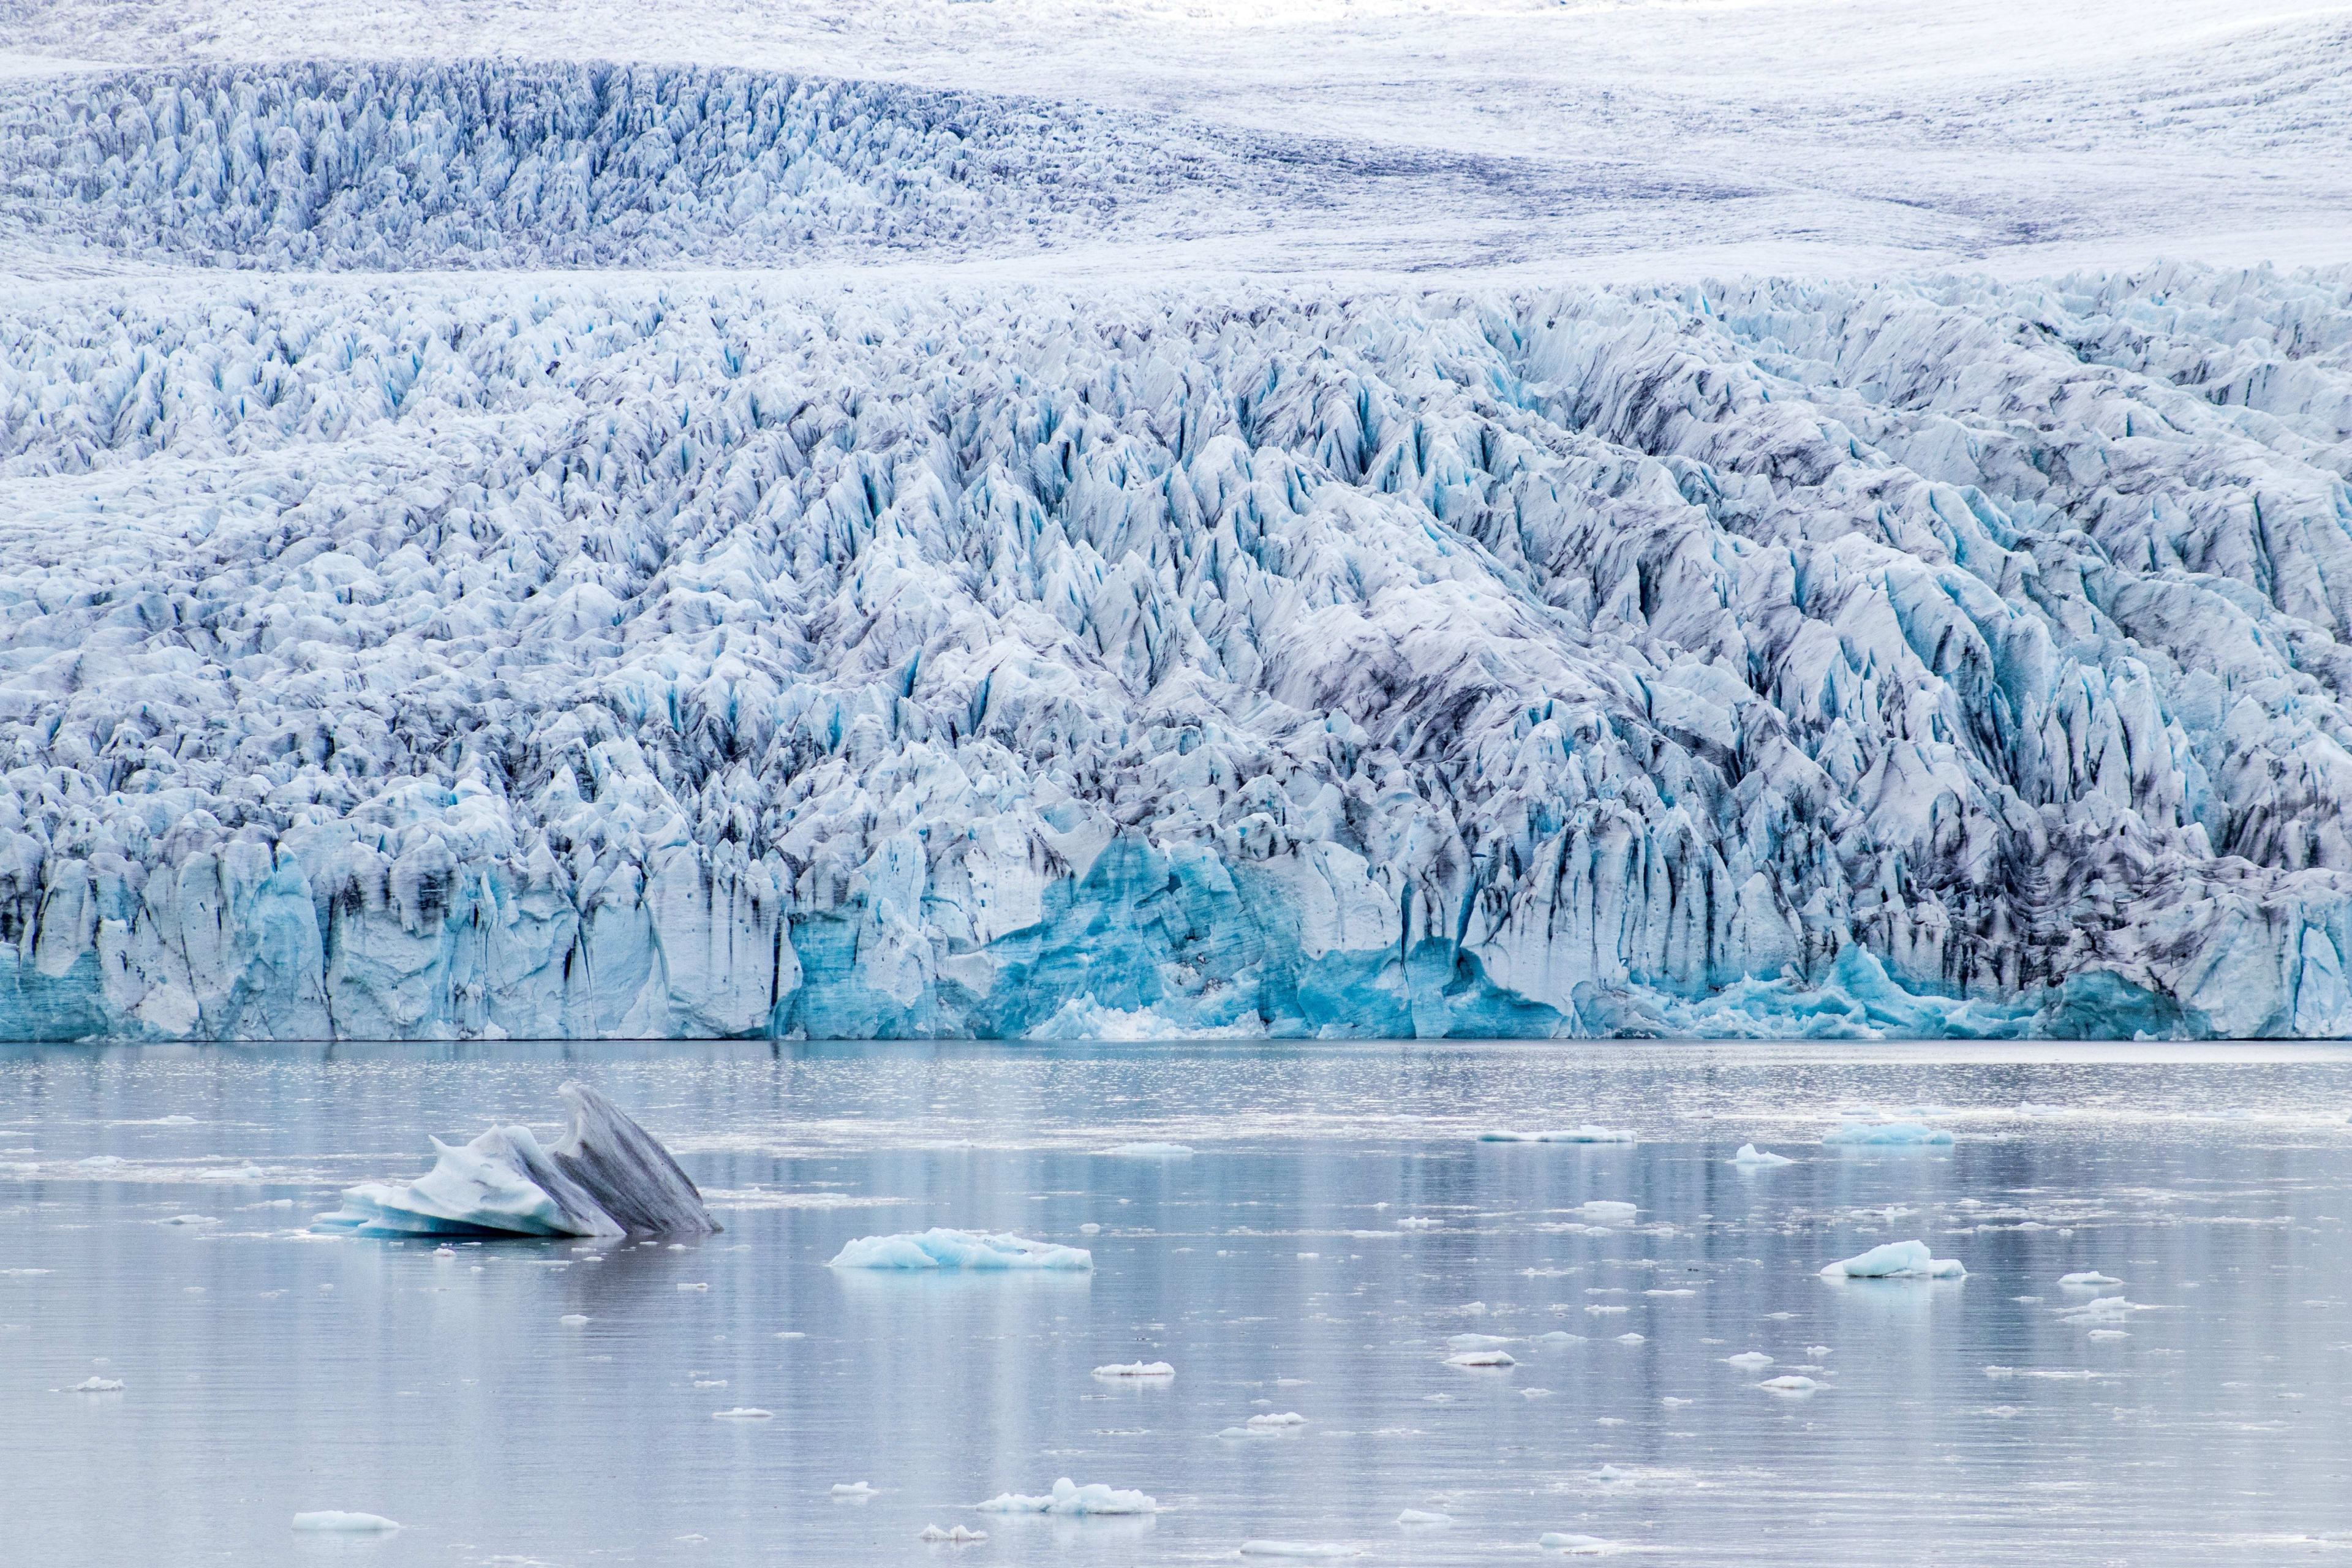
left=314, top=1082, right=715, bottom=1238
left=829, top=1229, right=1092, bottom=1270
left=1820, top=1240, right=1967, bottom=1279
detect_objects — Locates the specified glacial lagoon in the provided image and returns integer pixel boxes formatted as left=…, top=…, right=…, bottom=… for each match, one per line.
left=2, top=1041, right=2348, bottom=1565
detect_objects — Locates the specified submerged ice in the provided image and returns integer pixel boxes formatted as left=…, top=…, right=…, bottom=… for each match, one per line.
left=2, top=143, right=2351, bottom=1042
left=314, top=1080, right=715, bottom=1237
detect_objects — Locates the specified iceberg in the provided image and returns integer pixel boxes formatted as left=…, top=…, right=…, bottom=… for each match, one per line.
left=829, top=1229, right=1092, bottom=1270
left=1820, top=1240, right=1967, bottom=1280
left=292, top=1512, right=400, bottom=1532
left=313, top=1083, right=715, bottom=1238
left=1822, top=1123, right=1955, bottom=1147
left=2059, top=1272, right=2124, bottom=1288
left=1442, top=1349, right=1517, bottom=1368
left=1731, top=1145, right=1793, bottom=1166
left=974, top=1479, right=1156, bottom=1515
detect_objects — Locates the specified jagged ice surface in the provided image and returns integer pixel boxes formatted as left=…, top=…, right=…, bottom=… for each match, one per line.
left=4, top=256, right=2352, bottom=1038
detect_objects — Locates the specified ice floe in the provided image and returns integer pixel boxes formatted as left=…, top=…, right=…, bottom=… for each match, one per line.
left=1820, top=1240, right=1966, bottom=1279
left=292, top=1512, right=400, bottom=1531
left=1758, top=1376, right=1821, bottom=1395
left=830, top=1229, right=1092, bottom=1270
left=1822, top=1123, right=1955, bottom=1146
left=314, top=1082, right=714, bottom=1238
left=1442, top=1349, right=1517, bottom=1368
left=975, top=1479, right=1156, bottom=1515
left=1395, top=1509, right=1450, bottom=1526
left=918, top=1525, right=988, bottom=1543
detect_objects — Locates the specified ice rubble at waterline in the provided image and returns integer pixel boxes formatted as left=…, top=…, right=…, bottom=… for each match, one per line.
left=5, top=262, right=2352, bottom=1040
left=314, top=1080, right=717, bottom=1237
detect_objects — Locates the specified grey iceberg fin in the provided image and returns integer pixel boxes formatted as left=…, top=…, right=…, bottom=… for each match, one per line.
left=548, top=1080, right=720, bottom=1235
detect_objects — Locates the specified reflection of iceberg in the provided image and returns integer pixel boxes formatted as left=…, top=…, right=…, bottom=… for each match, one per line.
left=829, top=1228, right=1092, bottom=1270
left=314, top=1082, right=716, bottom=1238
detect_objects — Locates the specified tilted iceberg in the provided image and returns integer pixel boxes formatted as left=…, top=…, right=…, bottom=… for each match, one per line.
left=314, top=1081, right=715, bottom=1237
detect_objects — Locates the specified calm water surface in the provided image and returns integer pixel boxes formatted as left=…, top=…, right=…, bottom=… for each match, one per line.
left=2, top=1041, right=2350, bottom=1566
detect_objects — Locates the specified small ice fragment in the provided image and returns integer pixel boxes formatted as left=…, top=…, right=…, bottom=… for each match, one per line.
left=1297, top=1252, right=1319, bottom=1259
left=1534, top=1330, right=1583, bottom=1343
left=1579, top=1200, right=1637, bottom=1221
left=78, top=1156, right=126, bottom=1169
left=1539, top=1534, right=1613, bottom=1553
left=1723, top=1352, right=1774, bottom=1370
left=1757, top=1375, right=1820, bottom=1394
left=1239, top=1544, right=1359, bottom=1559
left=560, top=1314, right=590, bottom=1325
left=1099, top=1143, right=1194, bottom=1158
left=155, top=1116, right=197, bottom=1126
left=1821, top=1122, right=1954, bottom=1146
left=1247, top=1412, right=1307, bottom=1427
left=2059, top=1272, right=2123, bottom=1288
left=1661, top=1396, right=1694, bottom=1408
left=677, top=1282, right=709, bottom=1291
left=1615, top=1333, right=1645, bottom=1344
left=1522, top=1387, right=1554, bottom=1398
left=1820, top=1240, right=1966, bottom=1279
left=2088, top=1329, right=2130, bottom=1340
left=1805, top=1345, right=1832, bottom=1356
left=432, top=1246, right=456, bottom=1258
left=829, top=1229, right=1092, bottom=1271
left=1093, top=1362, right=1174, bottom=1379
left=1731, top=1145, right=1793, bottom=1166
left=71, top=1376, right=124, bottom=1392
left=712, top=1408, right=773, bottom=1419
left=775, top=1332, right=805, bottom=1340
left=1395, top=1217, right=1442, bottom=1229
left=975, top=1478, right=1157, bottom=1514
left=292, top=1512, right=399, bottom=1532
left=1080, top=1223, right=1101, bottom=1234
left=917, top=1525, right=988, bottom=1542
left=1446, top=1333, right=1515, bottom=1351
left=163, top=1214, right=216, bottom=1226
left=832, top=1482, right=877, bottom=1498
left=1442, top=1349, right=1517, bottom=1368
left=1480, top=1126, right=1634, bottom=1144
left=693, top=1379, right=727, bottom=1387
left=1396, top=1509, right=1450, bottom=1526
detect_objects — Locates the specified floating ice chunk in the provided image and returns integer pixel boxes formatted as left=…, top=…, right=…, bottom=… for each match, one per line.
left=712, top=1408, right=773, bottom=1419
left=1539, top=1534, right=1615, bottom=1553
left=559, top=1314, right=590, bottom=1325
left=974, top=1478, right=1157, bottom=1514
left=1442, top=1349, right=1517, bottom=1368
left=1730, top=1145, right=1793, bottom=1166
left=1533, top=1330, right=1583, bottom=1344
left=830, top=1229, right=1092, bottom=1270
left=1615, top=1333, right=1645, bottom=1344
left=1395, top=1217, right=1443, bottom=1229
left=1661, top=1396, right=1693, bottom=1408
left=1579, top=1201, right=1638, bottom=1221
left=918, top=1525, right=988, bottom=1543
left=1446, top=1333, right=1515, bottom=1351
left=1240, top=1544, right=1359, bottom=1559
left=162, top=1214, right=217, bottom=1226
left=1757, top=1376, right=1820, bottom=1394
left=1819, top=1240, right=1966, bottom=1279
left=1722, top=1352, right=1773, bottom=1370
left=2057, top=1295, right=2151, bottom=1323
left=833, top=1482, right=877, bottom=1498
left=1093, top=1362, right=1175, bottom=1379
left=1080, top=1223, right=1101, bottom=1234
left=71, top=1376, right=124, bottom=1391
left=677, top=1282, right=709, bottom=1292
left=292, top=1512, right=399, bottom=1531
left=1099, top=1143, right=1195, bottom=1158
left=1396, top=1509, right=1450, bottom=1526
left=2088, top=1329, right=2130, bottom=1340
left=1247, top=1412, right=1307, bottom=1428
left=1821, top=1123, right=1954, bottom=1146
left=314, top=1083, right=715, bottom=1239
left=1483, top=1126, right=1635, bottom=1144
left=2059, top=1272, right=2124, bottom=1288
left=77, top=1156, right=126, bottom=1169
left=1522, top=1387, right=1554, bottom=1398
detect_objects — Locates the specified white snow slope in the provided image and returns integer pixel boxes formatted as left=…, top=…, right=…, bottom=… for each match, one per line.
left=0, top=7, right=2346, bottom=1040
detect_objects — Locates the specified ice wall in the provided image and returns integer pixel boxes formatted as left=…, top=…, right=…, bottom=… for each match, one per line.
left=1, top=69, right=2349, bottom=1041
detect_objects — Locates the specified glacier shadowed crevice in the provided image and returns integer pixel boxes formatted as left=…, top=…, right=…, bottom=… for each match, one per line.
left=3, top=260, right=2351, bottom=1039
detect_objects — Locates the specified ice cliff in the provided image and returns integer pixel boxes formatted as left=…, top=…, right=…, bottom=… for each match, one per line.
left=2, top=65, right=2350, bottom=1040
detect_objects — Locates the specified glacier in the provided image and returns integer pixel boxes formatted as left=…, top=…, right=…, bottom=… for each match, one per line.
left=313, top=1080, right=717, bottom=1236
left=1, top=62, right=2350, bottom=1041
